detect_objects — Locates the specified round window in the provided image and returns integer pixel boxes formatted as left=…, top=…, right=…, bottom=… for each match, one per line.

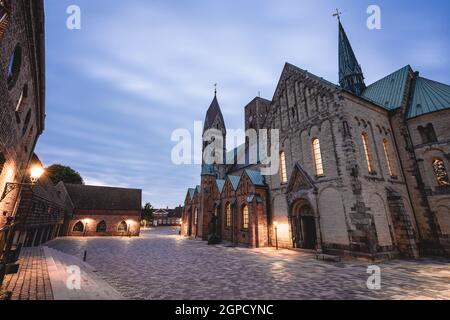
left=7, top=45, right=22, bottom=89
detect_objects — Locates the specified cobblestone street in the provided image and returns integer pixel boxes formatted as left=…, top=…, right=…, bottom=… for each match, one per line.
left=43, top=228, right=450, bottom=300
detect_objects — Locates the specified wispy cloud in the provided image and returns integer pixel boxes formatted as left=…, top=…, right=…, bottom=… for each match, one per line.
left=38, top=0, right=450, bottom=207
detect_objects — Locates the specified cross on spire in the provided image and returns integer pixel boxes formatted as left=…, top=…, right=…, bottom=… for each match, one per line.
left=333, top=8, right=342, bottom=21
left=214, top=83, right=217, bottom=96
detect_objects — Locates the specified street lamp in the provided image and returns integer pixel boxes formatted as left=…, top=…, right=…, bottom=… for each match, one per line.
left=274, top=221, right=279, bottom=250
left=1, top=165, right=45, bottom=201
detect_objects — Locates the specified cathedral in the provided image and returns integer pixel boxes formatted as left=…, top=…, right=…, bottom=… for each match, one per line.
left=181, top=20, right=450, bottom=259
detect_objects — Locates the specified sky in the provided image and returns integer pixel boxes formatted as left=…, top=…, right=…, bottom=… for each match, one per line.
left=36, top=0, right=450, bottom=208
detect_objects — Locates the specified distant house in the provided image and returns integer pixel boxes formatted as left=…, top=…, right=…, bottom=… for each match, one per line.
left=152, top=206, right=182, bottom=227
left=64, top=184, right=142, bottom=237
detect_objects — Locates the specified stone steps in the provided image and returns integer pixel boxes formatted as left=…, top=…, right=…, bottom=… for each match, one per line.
left=43, top=246, right=124, bottom=300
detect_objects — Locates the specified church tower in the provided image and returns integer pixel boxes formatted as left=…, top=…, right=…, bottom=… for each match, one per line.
left=202, top=89, right=227, bottom=177
left=338, top=20, right=366, bottom=95
left=198, top=90, right=227, bottom=240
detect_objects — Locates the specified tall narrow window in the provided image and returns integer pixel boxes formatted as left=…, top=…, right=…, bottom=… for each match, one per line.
left=433, top=158, right=450, bottom=187
left=383, top=139, right=394, bottom=177
left=226, top=203, right=232, bottom=228
left=312, top=138, right=324, bottom=176
left=362, top=132, right=375, bottom=173
left=279, top=151, right=288, bottom=184
left=194, top=208, right=198, bottom=225
left=242, top=205, right=249, bottom=230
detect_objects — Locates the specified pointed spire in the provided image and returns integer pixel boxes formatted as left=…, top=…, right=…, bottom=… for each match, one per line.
left=203, top=90, right=225, bottom=133
left=338, top=19, right=366, bottom=95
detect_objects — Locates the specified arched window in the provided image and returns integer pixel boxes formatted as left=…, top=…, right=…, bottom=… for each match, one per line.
left=242, top=205, right=249, bottom=230
left=0, top=1, right=10, bottom=39
left=118, top=221, right=128, bottom=232
left=226, top=203, right=232, bottom=228
left=194, top=208, right=198, bottom=225
left=312, top=138, right=324, bottom=176
left=383, top=139, right=394, bottom=177
left=418, top=124, right=437, bottom=144
left=362, top=132, right=375, bottom=173
left=73, top=221, right=84, bottom=232
left=279, top=151, right=288, bottom=184
left=7, top=45, right=22, bottom=89
left=96, top=220, right=107, bottom=232
left=433, top=158, right=450, bottom=187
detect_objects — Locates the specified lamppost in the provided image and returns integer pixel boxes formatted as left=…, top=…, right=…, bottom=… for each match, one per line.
left=274, top=221, right=279, bottom=250
left=128, top=223, right=131, bottom=237
left=0, top=165, right=45, bottom=285
left=83, top=222, right=88, bottom=237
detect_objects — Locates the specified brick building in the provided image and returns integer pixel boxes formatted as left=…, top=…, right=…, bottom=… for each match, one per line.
left=182, top=20, right=450, bottom=258
left=64, top=184, right=142, bottom=237
left=0, top=0, right=45, bottom=282
left=12, top=155, right=73, bottom=248
left=152, top=206, right=182, bottom=226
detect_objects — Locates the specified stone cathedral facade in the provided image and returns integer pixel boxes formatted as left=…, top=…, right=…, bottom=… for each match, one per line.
left=182, top=21, right=450, bottom=259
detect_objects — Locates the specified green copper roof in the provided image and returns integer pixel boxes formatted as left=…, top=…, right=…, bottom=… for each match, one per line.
left=362, top=65, right=411, bottom=110
left=338, top=21, right=366, bottom=95
left=227, top=175, right=241, bottom=191
left=407, top=76, right=450, bottom=119
left=216, top=180, right=225, bottom=193
left=244, top=169, right=265, bottom=186
left=196, top=185, right=201, bottom=194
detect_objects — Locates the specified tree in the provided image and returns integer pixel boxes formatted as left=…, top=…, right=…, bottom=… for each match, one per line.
left=141, top=203, right=154, bottom=221
left=45, top=164, right=84, bottom=185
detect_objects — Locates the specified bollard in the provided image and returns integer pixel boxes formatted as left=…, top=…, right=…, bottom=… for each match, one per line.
left=83, top=250, right=87, bottom=262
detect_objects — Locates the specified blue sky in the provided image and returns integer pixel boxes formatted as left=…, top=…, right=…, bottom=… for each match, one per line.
left=37, top=0, right=450, bottom=207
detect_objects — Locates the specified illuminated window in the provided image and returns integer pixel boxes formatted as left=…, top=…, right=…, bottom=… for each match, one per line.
left=194, top=208, right=198, bottom=225
left=226, top=203, right=232, bottom=228
left=73, top=221, right=84, bottom=232
left=279, top=151, right=288, bottom=184
left=433, top=158, right=450, bottom=187
left=383, top=139, right=394, bottom=177
left=242, top=205, right=249, bottom=230
left=118, top=221, right=128, bottom=232
left=312, top=138, right=324, bottom=176
left=362, top=132, right=375, bottom=173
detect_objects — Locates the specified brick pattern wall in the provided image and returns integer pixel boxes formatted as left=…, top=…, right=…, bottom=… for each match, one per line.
left=0, top=0, right=44, bottom=228
left=68, top=210, right=141, bottom=237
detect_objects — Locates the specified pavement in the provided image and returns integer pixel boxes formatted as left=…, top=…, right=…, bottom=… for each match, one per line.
left=39, top=227, right=450, bottom=300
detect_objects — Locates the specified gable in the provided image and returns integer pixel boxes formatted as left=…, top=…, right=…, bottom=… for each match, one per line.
left=286, top=163, right=316, bottom=194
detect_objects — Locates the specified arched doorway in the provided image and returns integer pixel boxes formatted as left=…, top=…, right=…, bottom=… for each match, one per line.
left=292, top=202, right=317, bottom=249
left=73, top=221, right=84, bottom=233
left=118, top=221, right=128, bottom=233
